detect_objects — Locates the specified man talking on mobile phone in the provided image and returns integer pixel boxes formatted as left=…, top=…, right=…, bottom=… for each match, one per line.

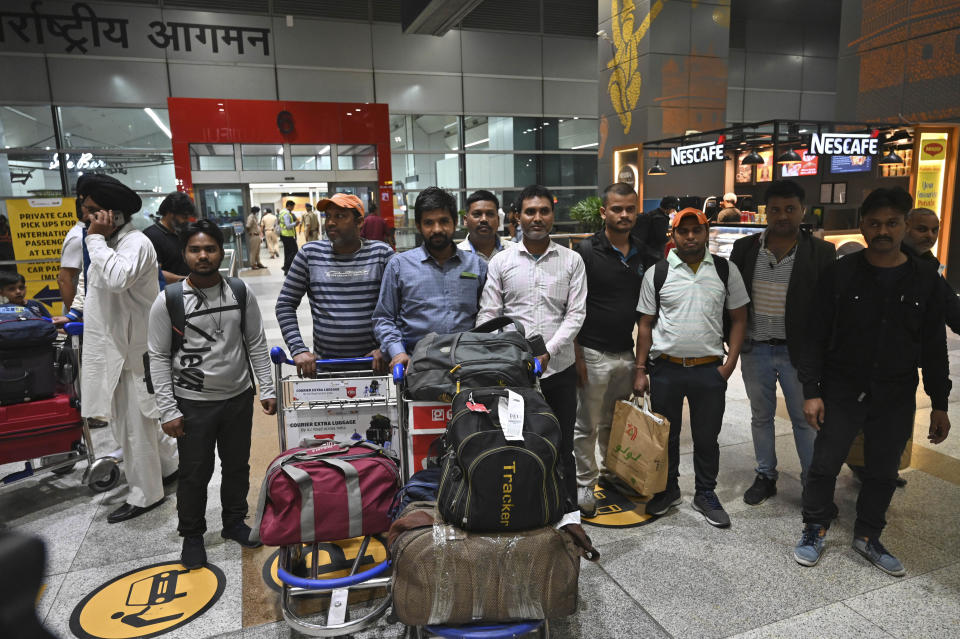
left=79, top=174, right=180, bottom=524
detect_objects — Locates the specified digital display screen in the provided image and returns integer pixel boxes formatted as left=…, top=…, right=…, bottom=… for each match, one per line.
left=830, top=155, right=873, bottom=174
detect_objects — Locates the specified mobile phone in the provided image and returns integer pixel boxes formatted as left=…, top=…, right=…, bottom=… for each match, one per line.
left=111, top=211, right=125, bottom=227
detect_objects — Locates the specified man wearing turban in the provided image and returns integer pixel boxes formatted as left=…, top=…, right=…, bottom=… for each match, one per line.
left=78, top=174, right=179, bottom=523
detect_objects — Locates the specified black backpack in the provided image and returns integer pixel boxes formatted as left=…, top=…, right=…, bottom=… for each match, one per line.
left=652, top=255, right=731, bottom=342
left=0, top=304, right=57, bottom=348
left=405, top=317, right=538, bottom=402
left=437, top=386, right=565, bottom=533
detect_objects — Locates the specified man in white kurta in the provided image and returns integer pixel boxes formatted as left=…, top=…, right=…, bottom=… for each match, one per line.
left=78, top=175, right=178, bottom=523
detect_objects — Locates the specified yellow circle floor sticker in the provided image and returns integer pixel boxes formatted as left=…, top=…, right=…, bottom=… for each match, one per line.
left=582, top=483, right=657, bottom=528
left=70, top=562, right=225, bottom=639
left=262, top=535, right=387, bottom=593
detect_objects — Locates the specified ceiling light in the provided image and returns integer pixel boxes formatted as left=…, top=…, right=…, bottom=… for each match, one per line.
left=571, top=142, right=598, bottom=149
left=4, top=106, right=38, bottom=122
left=741, top=150, right=764, bottom=165
left=464, top=137, right=489, bottom=148
left=143, top=107, right=171, bottom=138
left=647, top=161, right=667, bottom=175
left=776, top=149, right=802, bottom=164
left=879, top=149, right=905, bottom=165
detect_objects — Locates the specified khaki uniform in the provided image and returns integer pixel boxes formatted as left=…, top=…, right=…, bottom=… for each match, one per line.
left=302, top=210, right=320, bottom=242
left=245, top=213, right=263, bottom=267
left=261, top=212, right=279, bottom=257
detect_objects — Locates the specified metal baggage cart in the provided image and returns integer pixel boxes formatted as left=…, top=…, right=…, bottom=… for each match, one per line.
left=0, top=322, right=121, bottom=493
left=268, top=346, right=405, bottom=637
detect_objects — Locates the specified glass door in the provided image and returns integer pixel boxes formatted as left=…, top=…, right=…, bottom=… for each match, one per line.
left=194, top=185, right=248, bottom=268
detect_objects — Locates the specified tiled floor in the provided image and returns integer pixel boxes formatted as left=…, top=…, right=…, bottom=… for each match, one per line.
left=3, top=247, right=960, bottom=639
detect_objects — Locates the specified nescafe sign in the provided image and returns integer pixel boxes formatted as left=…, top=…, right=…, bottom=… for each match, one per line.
left=670, top=136, right=725, bottom=166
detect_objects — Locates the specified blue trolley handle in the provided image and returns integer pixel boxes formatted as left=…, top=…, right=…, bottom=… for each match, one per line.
left=277, top=558, right=391, bottom=589
left=269, top=346, right=373, bottom=367
left=64, top=321, right=84, bottom=336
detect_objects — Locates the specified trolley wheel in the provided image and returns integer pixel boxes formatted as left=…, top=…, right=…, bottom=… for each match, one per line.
left=89, top=465, right=121, bottom=492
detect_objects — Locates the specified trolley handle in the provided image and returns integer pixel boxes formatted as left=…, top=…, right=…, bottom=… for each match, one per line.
left=269, top=346, right=373, bottom=367
left=388, top=356, right=541, bottom=383
left=64, top=322, right=83, bottom=336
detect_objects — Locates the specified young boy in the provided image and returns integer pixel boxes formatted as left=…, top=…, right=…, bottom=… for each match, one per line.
left=0, top=271, right=52, bottom=318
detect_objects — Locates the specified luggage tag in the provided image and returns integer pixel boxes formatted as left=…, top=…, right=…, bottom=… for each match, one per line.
left=466, top=392, right=489, bottom=413
left=498, top=390, right=525, bottom=441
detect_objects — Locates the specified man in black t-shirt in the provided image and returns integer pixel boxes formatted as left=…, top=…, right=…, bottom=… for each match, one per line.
left=144, top=191, right=194, bottom=283
left=572, top=183, right=660, bottom=517
left=631, top=195, right=678, bottom=259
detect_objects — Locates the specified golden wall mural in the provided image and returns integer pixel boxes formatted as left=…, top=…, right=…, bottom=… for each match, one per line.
left=607, top=0, right=665, bottom=134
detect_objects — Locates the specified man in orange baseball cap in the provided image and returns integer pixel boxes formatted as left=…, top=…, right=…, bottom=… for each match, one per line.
left=275, top=192, right=394, bottom=376
left=633, top=206, right=750, bottom=528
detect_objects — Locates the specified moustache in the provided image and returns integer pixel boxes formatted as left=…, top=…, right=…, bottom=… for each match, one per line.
left=873, top=236, right=893, bottom=242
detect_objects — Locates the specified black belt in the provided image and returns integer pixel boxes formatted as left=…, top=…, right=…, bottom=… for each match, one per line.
left=752, top=338, right=787, bottom=346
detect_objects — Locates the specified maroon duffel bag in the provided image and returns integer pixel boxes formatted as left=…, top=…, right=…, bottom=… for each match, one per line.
left=251, top=441, right=401, bottom=546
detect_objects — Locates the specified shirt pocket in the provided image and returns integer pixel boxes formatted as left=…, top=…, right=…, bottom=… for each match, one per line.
left=541, top=270, right=570, bottom=306
left=898, top=293, right=924, bottom=343
left=456, top=275, right=481, bottom=313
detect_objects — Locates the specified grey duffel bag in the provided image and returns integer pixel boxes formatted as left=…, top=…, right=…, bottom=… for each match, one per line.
left=405, top=316, right=538, bottom=402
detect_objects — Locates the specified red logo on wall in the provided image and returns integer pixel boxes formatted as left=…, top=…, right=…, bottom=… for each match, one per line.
left=346, top=387, right=357, bottom=398
left=924, top=142, right=944, bottom=156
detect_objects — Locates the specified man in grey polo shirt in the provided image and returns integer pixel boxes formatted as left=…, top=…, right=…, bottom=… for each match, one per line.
left=634, top=208, right=750, bottom=527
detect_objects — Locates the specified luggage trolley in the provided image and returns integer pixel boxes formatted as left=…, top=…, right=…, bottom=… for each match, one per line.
left=269, top=346, right=406, bottom=636
left=1, top=322, right=121, bottom=493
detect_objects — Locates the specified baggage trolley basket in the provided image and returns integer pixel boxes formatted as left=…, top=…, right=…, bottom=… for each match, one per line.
left=268, top=346, right=407, bottom=637
left=1, top=321, right=120, bottom=493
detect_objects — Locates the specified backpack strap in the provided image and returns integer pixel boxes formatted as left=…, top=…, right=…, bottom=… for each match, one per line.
left=224, top=276, right=255, bottom=385
left=652, top=259, right=669, bottom=317
left=713, top=254, right=730, bottom=293
left=163, top=281, right=185, bottom=356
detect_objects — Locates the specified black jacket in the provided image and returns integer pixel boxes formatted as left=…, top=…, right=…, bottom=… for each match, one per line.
left=575, top=230, right=660, bottom=353
left=631, top=207, right=670, bottom=259
left=902, top=243, right=960, bottom=335
left=729, top=229, right=836, bottom=366
left=794, top=250, right=951, bottom=409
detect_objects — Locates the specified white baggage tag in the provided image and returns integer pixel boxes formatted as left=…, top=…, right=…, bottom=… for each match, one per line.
left=498, top=390, right=525, bottom=441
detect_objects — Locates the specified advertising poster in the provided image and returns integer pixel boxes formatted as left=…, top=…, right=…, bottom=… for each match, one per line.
left=756, top=150, right=774, bottom=182
left=0, top=198, right=77, bottom=310
left=915, top=165, right=943, bottom=210
left=735, top=160, right=753, bottom=184
left=780, top=149, right=819, bottom=177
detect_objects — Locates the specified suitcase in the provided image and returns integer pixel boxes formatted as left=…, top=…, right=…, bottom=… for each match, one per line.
left=389, top=503, right=581, bottom=626
left=251, top=440, right=401, bottom=546
left=0, top=346, right=57, bottom=406
left=0, top=394, right=83, bottom=465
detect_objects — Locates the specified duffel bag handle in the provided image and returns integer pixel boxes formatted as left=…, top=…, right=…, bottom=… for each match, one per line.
left=472, top=316, right=526, bottom=337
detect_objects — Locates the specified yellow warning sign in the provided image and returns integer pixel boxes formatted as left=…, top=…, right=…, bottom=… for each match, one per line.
left=69, top=562, right=225, bottom=639
left=582, top=484, right=657, bottom=528
left=1, top=197, right=79, bottom=310
left=262, top=535, right=387, bottom=593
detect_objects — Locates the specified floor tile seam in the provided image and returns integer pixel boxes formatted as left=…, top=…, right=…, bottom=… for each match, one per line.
left=591, top=560, right=677, bottom=639
left=39, top=575, right=67, bottom=624
left=60, top=488, right=107, bottom=576
left=838, top=558, right=960, bottom=603
left=836, top=601, right=900, bottom=638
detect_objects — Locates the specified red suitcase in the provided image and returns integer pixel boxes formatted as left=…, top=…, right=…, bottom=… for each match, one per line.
left=0, top=394, right=84, bottom=465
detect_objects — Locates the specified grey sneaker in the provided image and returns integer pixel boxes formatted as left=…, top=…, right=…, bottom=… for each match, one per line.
left=645, top=487, right=682, bottom=516
left=743, top=474, right=777, bottom=505
left=852, top=536, right=906, bottom=577
left=577, top=485, right=598, bottom=518
left=794, top=524, right=826, bottom=566
left=692, top=491, right=730, bottom=527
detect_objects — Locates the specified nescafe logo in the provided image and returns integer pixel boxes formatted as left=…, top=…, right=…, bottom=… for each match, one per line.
left=924, top=142, right=944, bottom=156
left=277, top=111, right=294, bottom=135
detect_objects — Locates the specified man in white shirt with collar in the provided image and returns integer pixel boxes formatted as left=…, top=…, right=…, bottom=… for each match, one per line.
left=457, top=190, right=504, bottom=262
left=634, top=208, right=750, bottom=528
left=477, top=184, right=587, bottom=519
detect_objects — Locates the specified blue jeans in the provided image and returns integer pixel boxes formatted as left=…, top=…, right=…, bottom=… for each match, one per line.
left=740, top=342, right=816, bottom=483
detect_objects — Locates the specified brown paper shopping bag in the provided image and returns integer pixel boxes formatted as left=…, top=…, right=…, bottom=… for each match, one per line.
left=604, top=396, right=671, bottom=497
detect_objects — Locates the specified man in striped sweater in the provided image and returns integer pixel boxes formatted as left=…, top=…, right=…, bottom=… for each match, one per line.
left=275, top=193, right=393, bottom=376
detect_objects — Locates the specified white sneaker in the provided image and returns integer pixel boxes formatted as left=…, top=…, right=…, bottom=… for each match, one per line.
left=578, top=485, right=598, bottom=518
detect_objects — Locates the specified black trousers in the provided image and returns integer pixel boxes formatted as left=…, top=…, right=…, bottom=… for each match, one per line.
left=540, top=365, right=578, bottom=513
left=802, top=387, right=915, bottom=538
left=280, top=235, right=298, bottom=273
left=650, top=359, right=727, bottom=494
left=175, top=387, right=255, bottom=537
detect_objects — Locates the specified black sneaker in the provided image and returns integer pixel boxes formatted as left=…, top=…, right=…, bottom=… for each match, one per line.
left=692, top=491, right=731, bottom=527
left=181, top=535, right=206, bottom=570
left=221, top=522, right=263, bottom=548
left=743, top=474, right=777, bottom=505
left=645, top=488, right=682, bottom=516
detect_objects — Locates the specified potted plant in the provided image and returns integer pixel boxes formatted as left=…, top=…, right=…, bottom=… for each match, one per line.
left=570, top=196, right=603, bottom=232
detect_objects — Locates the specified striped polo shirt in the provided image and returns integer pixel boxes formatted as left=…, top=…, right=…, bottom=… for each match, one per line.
left=749, top=233, right=796, bottom=341
left=276, top=239, right=394, bottom=358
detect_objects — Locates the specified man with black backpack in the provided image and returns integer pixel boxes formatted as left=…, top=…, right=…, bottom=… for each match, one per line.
left=634, top=208, right=749, bottom=527
left=148, top=220, right=277, bottom=569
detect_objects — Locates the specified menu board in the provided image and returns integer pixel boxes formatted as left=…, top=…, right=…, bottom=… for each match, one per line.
left=781, top=149, right=819, bottom=177
left=830, top=155, right=872, bottom=174
left=756, top=150, right=774, bottom=182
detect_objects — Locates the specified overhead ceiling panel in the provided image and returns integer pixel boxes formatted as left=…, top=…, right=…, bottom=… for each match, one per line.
left=272, top=0, right=370, bottom=20
left=163, top=0, right=269, bottom=13
left=461, top=0, right=540, bottom=33
left=543, top=0, right=596, bottom=37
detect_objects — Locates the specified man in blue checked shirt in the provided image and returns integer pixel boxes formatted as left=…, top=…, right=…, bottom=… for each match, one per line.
left=373, top=187, right=487, bottom=370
